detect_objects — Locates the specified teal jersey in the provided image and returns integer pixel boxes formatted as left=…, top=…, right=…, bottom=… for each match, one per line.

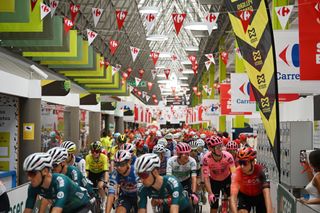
left=137, top=175, right=189, bottom=210
left=66, top=165, right=93, bottom=194
left=25, top=173, right=90, bottom=212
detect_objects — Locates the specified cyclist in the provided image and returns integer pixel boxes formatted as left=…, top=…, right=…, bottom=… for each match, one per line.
left=230, top=147, right=272, bottom=213
left=135, top=138, right=148, bottom=157
left=85, top=141, right=109, bottom=210
left=100, top=131, right=112, bottom=154
left=189, top=140, right=201, bottom=177
left=106, top=150, right=139, bottom=213
left=153, top=144, right=168, bottom=176
left=239, top=133, right=250, bottom=149
left=120, top=143, right=137, bottom=165
left=157, top=138, right=171, bottom=158
left=135, top=153, right=193, bottom=213
left=164, top=133, right=177, bottom=156
left=226, top=140, right=239, bottom=167
left=110, top=134, right=127, bottom=171
left=167, top=142, right=198, bottom=204
left=23, top=153, right=91, bottom=213
left=61, top=141, right=86, bottom=177
left=202, top=136, right=236, bottom=213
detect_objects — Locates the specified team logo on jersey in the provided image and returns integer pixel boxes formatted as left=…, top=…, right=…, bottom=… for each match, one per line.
left=173, top=191, right=179, bottom=198
left=57, top=191, right=64, bottom=199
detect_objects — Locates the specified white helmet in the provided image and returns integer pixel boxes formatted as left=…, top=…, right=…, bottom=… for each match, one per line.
left=47, top=147, right=68, bottom=165
left=157, top=138, right=167, bottom=147
left=134, top=154, right=160, bottom=173
left=189, top=140, right=198, bottom=150
left=173, top=133, right=181, bottom=139
left=114, top=150, right=132, bottom=163
left=120, top=143, right=136, bottom=154
left=200, top=133, right=207, bottom=139
left=196, top=139, right=205, bottom=147
left=23, top=153, right=52, bottom=171
left=61, top=141, right=76, bottom=153
left=153, top=144, right=166, bottom=153
left=164, top=133, right=173, bottom=140
left=156, top=130, right=162, bottom=137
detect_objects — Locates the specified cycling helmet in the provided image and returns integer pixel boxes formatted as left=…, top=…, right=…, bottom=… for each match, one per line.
left=200, top=133, right=207, bottom=139
left=90, top=141, right=102, bottom=151
left=47, top=147, right=68, bottom=165
left=189, top=140, right=198, bottom=150
left=157, top=138, right=168, bottom=147
left=239, top=133, right=247, bottom=141
left=226, top=141, right=239, bottom=151
left=196, top=139, right=205, bottom=147
left=135, top=139, right=145, bottom=149
left=222, top=137, right=230, bottom=145
left=114, top=150, right=132, bottom=163
left=23, top=153, right=52, bottom=171
left=192, top=135, right=199, bottom=140
left=49, top=131, right=56, bottom=138
left=120, top=143, right=136, bottom=154
left=156, top=130, right=162, bottom=137
left=206, top=136, right=222, bottom=148
left=153, top=144, right=166, bottom=153
left=117, top=134, right=127, bottom=144
left=238, top=147, right=256, bottom=160
left=135, top=153, right=160, bottom=173
left=176, top=142, right=191, bottom=154
left=164, top=133, right=173, bottom=140
left=61, top=141, right=76, bottom=153
left=114, top=132, right=121, bottom=139
left=134, top=133, right=142, bottom=140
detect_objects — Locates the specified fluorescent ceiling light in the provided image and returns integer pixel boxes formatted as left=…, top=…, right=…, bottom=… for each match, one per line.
left=184, top=46, right=199, bottom=51
left=180, top=83, right=189, bottom=86
left=159, top=52, right=172, bottom=58
left=155, top=65, right=166, bottom=69
left=157, top=74, right=166, bottom=78
left=181, top=60, right=191, bottom=65
left=146, top=34, right=168, bottom=41
left=30, top=65, right=48, bottom=79
left=182, top=69, right=194, bottom=74
left=184, top=22, right=217, bottom=31
left=157, top=80, right=170, bottom=84
left=179, top=76, right=188, bottom=80
left=139, top=6, right=159, bottom=14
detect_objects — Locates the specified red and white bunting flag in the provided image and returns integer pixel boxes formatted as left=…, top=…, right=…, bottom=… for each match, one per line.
left=92, top=8, right=104, bottom=27
left=130, top=46, right=140, bottom=62
left=203, top=85, right=208, bottom=93
left=205, top=53, right=215, bottom=63
left=70, top=4, right=80, bottom=22
left=135, top=77, right=142, bottom=87
left=151, top=69, right=157, bottom=80
left=207, top=88, right=212, bottom=96
left=40, top=3, right=51, bottom=20
left=192, top=63, right=198, bottom=75
left=164, top=69, right=170, bottom=79
left=235, top=47, right=243, bottom=59
left=205, top=12, right=219, bottom=35
left=220, top=51, right=228, bottom=65
left=112, top=66, right=118, bottom=76
left=146, top=95, right=151, bottom=102
left=171, top=54, right=178, bottom=61
left=63, top=18, right=74, bottom=33
left=116, top=64, right=121, bottom=71
left=147, top=82, right=153, bottom=91
left=172, top=13, right=186, bottom=35
left=205, top=60, right=211, bottom=71
left=188, top=55, right=197, bottom=67
left=104, top=61, right=110, bottom=68
left=87, top=29, right=97, bottom=46
left=31, top=0, right=38, bottom=11
left=237, top=10, right=253, bottom=34
left=150, top=51, right=160, bottom=65
left=109, top=40, right=119, bottom=55
left=145, top=13, right=156, bottom=32
left=100, top=59, right=105, bottom=68
left=128, top=85, right=134, bottom=92
left=116, top=9, right=128, bottom=30
left=49, top=0, right=59, bottom=18
left=142, top=91, right=147, bottom=99
left=275, top=5, right=294, bottom=30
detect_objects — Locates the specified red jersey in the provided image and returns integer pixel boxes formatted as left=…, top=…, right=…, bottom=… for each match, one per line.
left=231, top=164, right=270, bottom=197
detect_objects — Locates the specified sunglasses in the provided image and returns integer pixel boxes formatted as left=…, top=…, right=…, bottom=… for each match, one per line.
left=92, top=150, right=101, bottom=154
left=214, top=144, right=222, bottom=149
left=178, top=153, right=190, bottom=157
left=52, top=163, right=60, bottom=168
left=27, top=171, right=38, bottom=177
left=137, top=172, right=150, bottom=179
left=239, top=160, right=250, bottom=166
left=115, top=161, right=128, bottom=168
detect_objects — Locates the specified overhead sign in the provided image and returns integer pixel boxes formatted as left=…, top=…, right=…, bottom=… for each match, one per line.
left=202, top=99, right=220, bottom=120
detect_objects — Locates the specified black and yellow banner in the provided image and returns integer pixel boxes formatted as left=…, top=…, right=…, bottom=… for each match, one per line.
left=41, top=80, right=71, bottom=96
left=226, top=0, right=280, bottom=171
left=80, top=94, right=100, bottom=105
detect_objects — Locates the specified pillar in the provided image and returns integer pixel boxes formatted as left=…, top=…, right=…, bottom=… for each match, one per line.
left=88, top=112, right=101, bottom=144
left=19, top=98, right=41, bottom=184
left=115, top=116, right=124, bottom=134
left=64, top=107, right=80, bottom=151
left=105, top=114, right=115, bottom=134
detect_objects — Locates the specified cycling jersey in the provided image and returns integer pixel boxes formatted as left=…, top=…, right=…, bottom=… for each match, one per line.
left=74, top=156, right=86, bottom=177
left=108, top=166, right=139, bottom=197
left=25, top=173, right=90, bottom=212
left=166, top=156, right=197, bottom=182
left=138, top=175, right=189, bottom=211
left=85, top=153, right=109, bottom=173
left=109, top=145, right=120, bottom=161
left=202, top=151, right=235, bottom=181
left=65, top=165, right=93, bottom=194
left=100, top=136, right=112, bottom=152
left=231, top=164, right=270, bottom=197
left=159, top=157, right=168, bottom=176
left=136, top=145, right=148, bottom=157
left=131, top=155, right=137, bottom=166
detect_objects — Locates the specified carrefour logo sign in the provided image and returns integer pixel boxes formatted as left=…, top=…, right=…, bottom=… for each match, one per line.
left=277, top=42, right=300, bottom=80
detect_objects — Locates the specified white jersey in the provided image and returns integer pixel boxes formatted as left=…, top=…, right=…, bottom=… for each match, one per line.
left=166, top=156, right=197, bottom=182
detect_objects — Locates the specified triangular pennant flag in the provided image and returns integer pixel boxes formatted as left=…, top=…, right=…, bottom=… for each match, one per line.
left=172, top=13, right=186, bottom=35
left=150, top=52, right=160, bottom=65
left=146, top=95, right=151, bottom=102
left=220, top=51, right=228, bottom=65
left=205, top=60, right=211, bottom=71
left=204, top=12, right=219, bottom=35
left=142, top=91, right=147, bottom=99
left=40, top=3, right=51, bottom=20
left=207, top=88, right=212, bottom=96
left=109, top=40, right=119, bottom=55
left=203, top=85, right=208, bottom=93
left=164, top=69, right=170, bottom=79
left=171, top=54, right=178, bottom=61
left=235, top=47, right=243, bottom=59
left=275, top=5, right=294, bottom=30
left=237, top=10, right=253, bottom=33
left=116, top=9, right=128, bottom=30
left=192, top=63, right=198, bottom=75
left=147, top=82, right=153, bottom=91
left=70, top=4, right=80, bottom=22
left=100, top=59, right=105, bottom=68
left=151, top=69, right=157, bottom=80
left=92, top=8, right=104, bottom=27
left=87, top=29, right=98, bottom=46
left=145, top=13, right=156, bottom=32
left=129, top=85, right=134, bottom=93
left=130, top=46, right=140, bottom=62
left=112, top=66, right=118, bottom=76
left=31, top=0, right=38, bottom=11
left=64, top=18, right=74, bottom=33
left=188, top=55, right=197, bottom=67
left=49, top=0, right=58, bottom=18
left=116, top=64, right=121, bottom=71
left=135, top=77, right=142, bottom=87
left=205, top=53, right=215, bottom=63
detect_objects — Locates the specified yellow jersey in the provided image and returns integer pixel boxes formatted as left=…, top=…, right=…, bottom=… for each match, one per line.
left=85, top=153, right=109, bottom=173
left=100, top=136, right=112, bottom=153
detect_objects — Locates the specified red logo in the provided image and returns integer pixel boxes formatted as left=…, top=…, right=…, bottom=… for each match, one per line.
left=115, top=10, right=128, bottom=30
left=64, top=18, right=73, bottom=27
left=117, top=11, right=126, bottom=20
left=50, top=1, right=57, bottom=8
left=277, top=6, right=291, bottom=17
left=87, top=31, right=96, bottom=38
left=146, top=14, right=155, bottom=22
left=172, top=13, right=186, bottom=35
left=94, top=8, right=101, bottom=17
left=132, top=48, right=138, bottom=54
left=41, top=4, right=50, bottom=13
left=206, top=13, right=217, bottom=23
left=71, top=5, right=79, bottom=13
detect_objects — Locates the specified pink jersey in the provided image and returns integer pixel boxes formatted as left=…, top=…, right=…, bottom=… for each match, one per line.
left=202, top=151, right=235, bottom=181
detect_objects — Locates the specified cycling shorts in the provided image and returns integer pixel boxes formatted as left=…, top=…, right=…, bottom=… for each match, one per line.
left=163, top=203, right=193, bottom=213
left=238, top=192, right=266, bottom=213
left=209, top=174, right=231, bottom=209
left=117, top=193, right=138, bottom=213
left=181, top=178, right=192, bottom=195
left=88, top=171, right=105, bottom=187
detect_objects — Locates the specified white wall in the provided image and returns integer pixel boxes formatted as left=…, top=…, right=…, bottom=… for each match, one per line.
left=279, top=96, right=314, bottom=121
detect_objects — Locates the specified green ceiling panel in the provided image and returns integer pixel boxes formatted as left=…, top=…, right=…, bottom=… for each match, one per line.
left=0, top=0, right=15, bottom=13
left=83, top=72, right=120, bottom=89
left=23, top=30, right=78, bottom=57
left=0, top=0, right=28, bottom=22
left=71, top=64, right=113, bottom=82
left=0, top=0, right=43, bottom=32
left=87, top=83, right=129, bottom=95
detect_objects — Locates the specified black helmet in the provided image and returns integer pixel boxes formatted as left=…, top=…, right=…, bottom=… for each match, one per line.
left=117, top=134, right=127, bottom=144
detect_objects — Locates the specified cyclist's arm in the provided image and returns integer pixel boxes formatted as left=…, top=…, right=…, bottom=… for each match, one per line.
left=166, top=158, right=173, bottom=175
left=138, top=209, right=147, bottom=213
left=170, top=204, right=179, bottom=213
left=262, top=188, right=273, bottom=213
left=24, top=186, right=37, bottom=212
left=201, top=157, right=213, bottom=194
left=79, top=159, right=87, bottom=177
left=105, top=194, right=115, bottom=213
left=23, top=209, right=33, bottom=213
left=39, top=198, right=50, bottom=213
left=230, top=173, right=240, bottom=213
left=190, top=159, right=198, bottom=193
left=50, top=207, right=63, bottom=213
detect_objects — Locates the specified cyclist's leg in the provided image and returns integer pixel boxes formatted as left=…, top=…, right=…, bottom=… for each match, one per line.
left=222, top=175, right=232, bottom=211
left=237, top=192, right=251, bottom=213
left=253, top=193, right=267, bottom=213
left=116, top=194, right=136, bottom=213
left=209, top=178, right=223, bottom=213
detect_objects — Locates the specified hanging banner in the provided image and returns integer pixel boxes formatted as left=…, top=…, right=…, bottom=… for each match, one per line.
left=188, top=55, right=197, bottom=67
left=112, top=66, right=118, bottom=76
left=146, top=95, right=151, bottom=102
left=231, top=73, right=256, bottom=112
left=41, top=80, right=71, bottom=96
left=205, top=53, right=215, bottom=64
left=31, top=0, right=38, bottom=11
left=151, top=69, right=157, bottom=80
left=70, top=4, right=80, bottom=22
left=220, top=51, right=228, bottom=65
left=87, top=29, right=97, bottom=46
left=145, top=13, right=156, bottom=32
left=40, top=3, right=51, bottom=20
left=49, top=0, right=59, bottom=18
left=172, top=13, right=186, bottom=35
left=116, top=9, right=128, bottom=30
left=205, top=12, right=219, bottom=35
left=92, top=8, right=104, bottom=27
left=202, top=99, right=220, bottom=120
left=63, top=18, right=74, bottom=33
left=150, top=51, right=160, bottom=65
left=164, top=69, right=170, bottom=79
left=147, top=82, right=153, bottom=91
left=171, top=54, right=178, bottom=61
left=130, top=46, right=140, bottom=62
left=205, top=60, right=211, bottom=71
left=135, top=77, right=142, bottom=87
left=109, top=39, right=119, bottom=55
left=275, top=5, right=294, bottom=30
left=298, top=0, right=320, bottom=80
left=80, top=94, right=100, bottom=105
left=226, top=0, right=280, bottom=170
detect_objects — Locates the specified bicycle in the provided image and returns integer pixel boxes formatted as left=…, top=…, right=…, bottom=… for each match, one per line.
left=216, top=189, right=229, bottom=213
left=90, top=180, right=109, bottom=213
